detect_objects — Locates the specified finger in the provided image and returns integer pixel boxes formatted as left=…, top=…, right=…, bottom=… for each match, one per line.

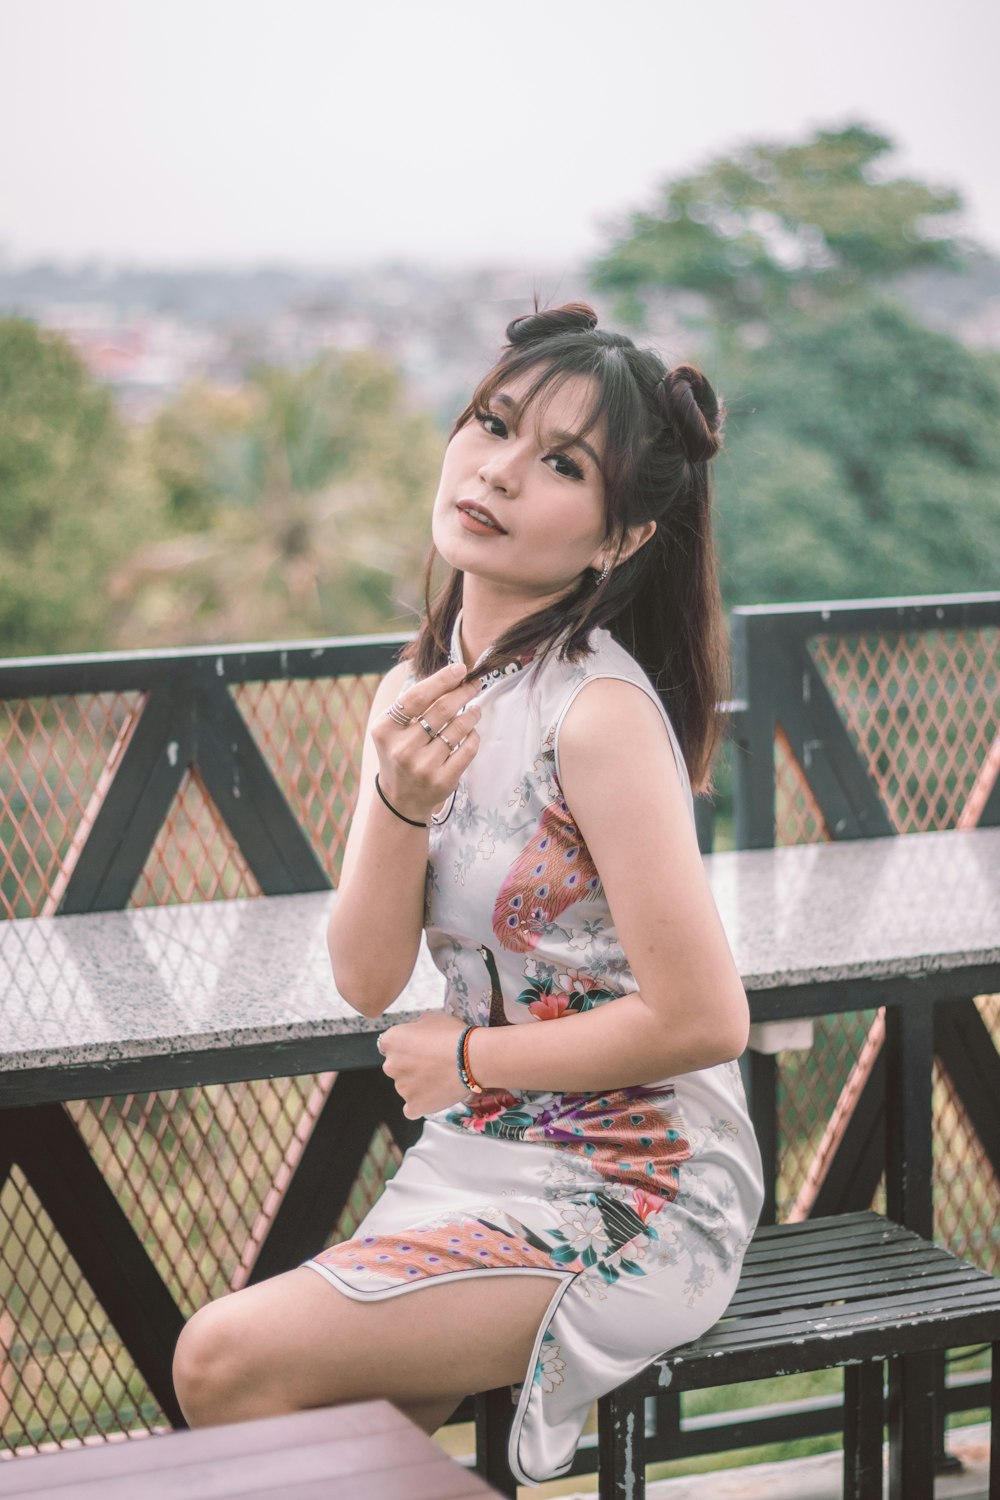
left=418, top=684, right=483, bottom=738
left=440, top=726, right=480, bottom=775
left=394, top=662, right=467, bottom=720
left=410, top=697, right=482, bottom=752
left=440, top=699, right=482, bottom=741
left=436, top=704, right=481, bottom=752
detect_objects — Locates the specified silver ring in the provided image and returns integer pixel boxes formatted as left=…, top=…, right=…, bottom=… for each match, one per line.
left=375, top=1033, right=386, bottom=1055
left=385, top=698, right=412, bottom=727
left=438, top=732, right=458, bottom=753
left=417, top=716, right=438, bottom=741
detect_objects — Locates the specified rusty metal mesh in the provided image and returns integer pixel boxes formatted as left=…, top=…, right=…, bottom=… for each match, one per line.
left=129, top=767, right=262, bottom=908
left=0, top=693, right=144, bottom=920
left=771, top=627, right=1000, bottom=1269
left=231, top=675, right=380, bottom=883
left=774, top=725, right=830, bottom=846
left=810, top=625, right=999, bottom=835
left=0, top=675, right=400, bottom=1454
left=934, top=1001, right=1000, bottom=1274
left=0, top=1166, right=162, bottom=1454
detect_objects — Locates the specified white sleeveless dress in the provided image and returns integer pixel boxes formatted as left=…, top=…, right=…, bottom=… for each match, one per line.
left=306, top=614, right=764, bottom=1485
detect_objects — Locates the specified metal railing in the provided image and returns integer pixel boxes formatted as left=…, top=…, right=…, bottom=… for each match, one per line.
left=1, top=593, right=998, bottom=1464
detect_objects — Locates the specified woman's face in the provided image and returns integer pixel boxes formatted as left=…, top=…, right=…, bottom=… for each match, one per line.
left=431, top=367, right=610, bottom=604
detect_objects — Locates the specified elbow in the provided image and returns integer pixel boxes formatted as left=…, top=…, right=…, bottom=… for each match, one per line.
left=715, top=1011, right=750, bottom=1064
left=706, top=985, right=751, bottom=1065
left=327, top=943, right=394, bottom=1019
left=653, top=986, right=750, bottom=1074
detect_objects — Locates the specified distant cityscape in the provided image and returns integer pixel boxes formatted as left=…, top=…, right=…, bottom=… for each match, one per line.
left=2, top=253, right=999, bottom=424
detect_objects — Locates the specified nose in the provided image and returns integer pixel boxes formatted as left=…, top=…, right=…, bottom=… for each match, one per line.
left=478, top=445, right=521, bottom=496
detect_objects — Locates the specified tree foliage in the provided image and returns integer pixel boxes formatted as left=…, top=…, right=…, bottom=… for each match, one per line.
left=590, top=124, right=1000, bottom=605
left=113, top=351, right=443, bottom=646
left=0, top=319, right=160, bottom=655
left=716, top=304, right=1000, bottom=603
left=592, top=124, right=965, bottom=328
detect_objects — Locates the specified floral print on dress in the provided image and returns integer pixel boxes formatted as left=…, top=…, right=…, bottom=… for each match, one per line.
left=534, top=1331, right=566, bottom=1392
left=516, top=967, right=619, bottom=1019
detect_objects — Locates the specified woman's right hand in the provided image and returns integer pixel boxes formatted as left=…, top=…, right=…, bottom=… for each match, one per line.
left=371, top=661, right=483, bottom=823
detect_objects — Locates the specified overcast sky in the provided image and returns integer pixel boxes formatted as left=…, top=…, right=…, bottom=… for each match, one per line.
left=2, top=0, right=998, bottom=274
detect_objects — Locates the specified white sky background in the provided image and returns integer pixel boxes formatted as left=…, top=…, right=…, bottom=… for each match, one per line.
left=2, top=0, right=998, bottom=271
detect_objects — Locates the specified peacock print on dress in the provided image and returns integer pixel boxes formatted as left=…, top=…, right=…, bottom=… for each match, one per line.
left=492, top=796, right=602, bottom=952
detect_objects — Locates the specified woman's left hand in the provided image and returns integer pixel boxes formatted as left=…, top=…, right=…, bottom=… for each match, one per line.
left=376, top=1012, right=471, bottom=1119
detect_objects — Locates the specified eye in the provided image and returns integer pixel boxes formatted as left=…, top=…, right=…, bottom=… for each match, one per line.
left=476, top=409, right=508, bottom=438
left=545, top=452, right=585, bottom=481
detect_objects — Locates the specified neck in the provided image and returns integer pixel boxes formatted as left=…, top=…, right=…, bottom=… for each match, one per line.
left=457, top=575, right=569, bottom=668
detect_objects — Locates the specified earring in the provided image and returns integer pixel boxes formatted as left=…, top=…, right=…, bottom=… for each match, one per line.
left=596, top=560, right=611, bottom=583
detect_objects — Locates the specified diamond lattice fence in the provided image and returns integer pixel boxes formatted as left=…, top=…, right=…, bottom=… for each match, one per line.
left=0, top=673, right=398, bottom=1455
left=771, top=627, right=1000, bottom=1270
left=232, top=675, right=380, bottom=883
left=0, top=1166, right=160, bottom=1455
left=0, top=693, right=144, bottom=921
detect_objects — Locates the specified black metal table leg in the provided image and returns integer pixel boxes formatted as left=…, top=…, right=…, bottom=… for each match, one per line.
left=744, top=1049, right=778, bottom=1226
left=888, top=1351, right=936, bottom=1500
left=990, top=1342, right=998, bottom=1500
left=474, top=1386, right=517, bottom=1499
left=883, top=1003, right=941, bottom=1496
left=844, top=1361, right=885, bottom=1499
left=598, top=1385, right=646, bottom=1500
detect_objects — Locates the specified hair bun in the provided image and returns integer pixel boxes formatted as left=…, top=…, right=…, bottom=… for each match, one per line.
left=658, top=365, right=724, bottom=463
left=506, top=302, right=599, bottom=346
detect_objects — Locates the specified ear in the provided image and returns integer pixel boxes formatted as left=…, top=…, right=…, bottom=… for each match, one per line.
left=591, top=521, right=656, bottom=577
left=620, top=519, right=656, bottom=565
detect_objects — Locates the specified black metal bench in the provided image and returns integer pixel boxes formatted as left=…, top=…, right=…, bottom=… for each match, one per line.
left=474, top=1211, right=1000, bottom=1500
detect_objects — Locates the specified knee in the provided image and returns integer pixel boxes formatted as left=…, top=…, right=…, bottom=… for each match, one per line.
left=173, top=1296, right=262, bottom=1428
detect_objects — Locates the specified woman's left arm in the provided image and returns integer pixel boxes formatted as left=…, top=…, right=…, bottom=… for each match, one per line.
left=378, top=679, right=750, bottom=1116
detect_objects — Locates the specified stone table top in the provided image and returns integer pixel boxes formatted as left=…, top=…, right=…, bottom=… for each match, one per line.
left=1, top=826, right=997, bottom=1093
left=703, top=824, right=1000, bottom=995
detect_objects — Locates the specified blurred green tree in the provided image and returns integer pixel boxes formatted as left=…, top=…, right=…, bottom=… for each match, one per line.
left=114, top=351, right=443, bottom=646
left=0, top=319, right=161, bottom=655
left=716, top=303, right=1000, bottom=603
left=591, top=123, right=1000, bottom=605
left=592, top=123, right=964, bottom=332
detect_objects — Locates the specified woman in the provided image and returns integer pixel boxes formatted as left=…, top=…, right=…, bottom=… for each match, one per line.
left=173, top=303, right=764, bottom=1486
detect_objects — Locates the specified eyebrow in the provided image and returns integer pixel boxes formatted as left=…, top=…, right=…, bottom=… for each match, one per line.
left=493, top=392, right=601, bottom=470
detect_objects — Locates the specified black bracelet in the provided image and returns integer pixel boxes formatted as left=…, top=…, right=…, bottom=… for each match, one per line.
left=374, top=773, right=428, bottom=828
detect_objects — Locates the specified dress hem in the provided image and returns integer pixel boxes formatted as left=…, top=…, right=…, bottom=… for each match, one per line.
left=302, top=1256, right=577, bottom=1486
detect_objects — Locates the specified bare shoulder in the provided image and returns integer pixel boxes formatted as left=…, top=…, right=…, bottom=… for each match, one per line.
left=557, top=676, right=696, bottom=849
left=558, top=677, right=684, bottom=787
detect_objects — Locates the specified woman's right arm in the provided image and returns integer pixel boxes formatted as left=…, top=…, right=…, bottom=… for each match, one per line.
left=327, top=658, right=481, bottom=1017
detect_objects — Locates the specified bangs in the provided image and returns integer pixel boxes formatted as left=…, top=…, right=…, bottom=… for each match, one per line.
left=470, top=359, right=607, bottom=470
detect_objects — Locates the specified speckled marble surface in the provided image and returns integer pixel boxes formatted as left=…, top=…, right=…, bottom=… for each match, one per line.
left=1, top=827, right=997, bottom=1080
left=704, top=825, right=1000, bottom=991
left=0, top=891, right=443, bottom=1076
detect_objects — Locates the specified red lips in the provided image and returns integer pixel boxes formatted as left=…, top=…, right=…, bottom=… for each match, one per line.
left=457, top=501, right=507, bottom=533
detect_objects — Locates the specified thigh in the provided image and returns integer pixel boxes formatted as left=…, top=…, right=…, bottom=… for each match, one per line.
left=201, top=1266, right=564, bottom=1411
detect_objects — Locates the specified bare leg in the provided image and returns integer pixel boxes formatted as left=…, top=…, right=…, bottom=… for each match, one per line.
left=173, top=1267, right=561, bottom=1429
left=396, top=1395, right=463, bottom=1435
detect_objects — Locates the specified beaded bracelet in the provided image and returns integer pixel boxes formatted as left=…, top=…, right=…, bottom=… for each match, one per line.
left=457, top=1024, right=483, bottom=1094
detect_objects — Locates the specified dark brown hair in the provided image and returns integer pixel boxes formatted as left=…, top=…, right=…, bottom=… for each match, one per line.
left=404, top=303, right=729, bottom=794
